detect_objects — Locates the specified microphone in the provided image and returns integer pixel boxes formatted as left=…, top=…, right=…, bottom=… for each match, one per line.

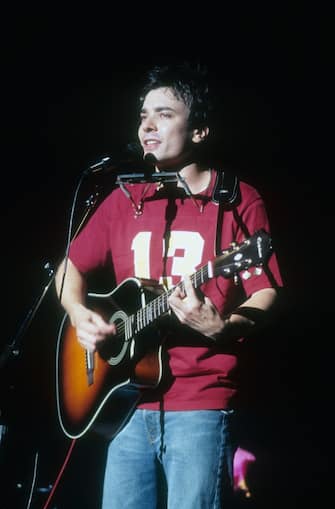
left=127, top=143, right=157, bottom=169
left=143, top=153, right=157, bottom=166
left=83, top=146, right=157, bottom=178
left=84, top=156, right=117, bottom=176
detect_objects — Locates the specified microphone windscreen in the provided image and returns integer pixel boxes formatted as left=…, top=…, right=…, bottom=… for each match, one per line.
left=143, top=153, right=157, bottom=166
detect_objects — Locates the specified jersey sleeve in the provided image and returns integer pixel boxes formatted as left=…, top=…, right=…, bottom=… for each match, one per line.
left=68, top=193, right=115, bottom=273
left=233, top=183, right=284, bottom=296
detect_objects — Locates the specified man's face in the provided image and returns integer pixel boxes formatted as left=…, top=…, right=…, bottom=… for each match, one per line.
left=138, top=87, right=194, bottom=169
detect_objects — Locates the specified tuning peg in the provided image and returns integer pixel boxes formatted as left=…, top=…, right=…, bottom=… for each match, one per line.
left=242, top=270, right=251, bottom=280
left=254, top=267, right=263, bottom=276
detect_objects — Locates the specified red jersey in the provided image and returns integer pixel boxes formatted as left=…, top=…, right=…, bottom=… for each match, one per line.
left=69, top=170, right=283, bottom=410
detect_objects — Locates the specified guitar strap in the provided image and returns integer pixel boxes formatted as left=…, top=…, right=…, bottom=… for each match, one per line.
left=211, top=170, right=240, bottom=256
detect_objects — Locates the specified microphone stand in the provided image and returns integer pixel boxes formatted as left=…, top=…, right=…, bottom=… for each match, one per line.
left=0, top=190, right=100, bottom=371
left=0, top=170, right=108, bottom=508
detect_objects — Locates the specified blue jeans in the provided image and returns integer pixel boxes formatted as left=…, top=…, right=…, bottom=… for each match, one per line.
left=101, top=409, right=237, bottom=509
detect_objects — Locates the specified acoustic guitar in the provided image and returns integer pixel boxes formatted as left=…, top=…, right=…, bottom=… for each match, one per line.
left=56, top=229, right=272, bottom=439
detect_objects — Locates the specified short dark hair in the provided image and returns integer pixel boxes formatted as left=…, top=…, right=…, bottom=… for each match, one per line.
left=139, top=61, right=212, bottom=129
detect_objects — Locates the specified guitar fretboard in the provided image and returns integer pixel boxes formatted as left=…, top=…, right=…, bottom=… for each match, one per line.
left=116, top=229, right=270, bottom=341
left=132, top=263, right=212, bottom=335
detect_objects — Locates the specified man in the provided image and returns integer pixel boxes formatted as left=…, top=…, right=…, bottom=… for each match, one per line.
left=55, top=62, right=283, bottom=508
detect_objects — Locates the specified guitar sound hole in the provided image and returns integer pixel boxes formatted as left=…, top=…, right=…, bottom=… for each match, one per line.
left=98, top=318, right=127, bottom=362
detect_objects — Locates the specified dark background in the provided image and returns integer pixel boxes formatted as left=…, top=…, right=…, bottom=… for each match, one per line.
left=0, top=8, right=329, bottom=509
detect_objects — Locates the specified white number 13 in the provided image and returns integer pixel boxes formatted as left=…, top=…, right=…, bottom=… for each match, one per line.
left=131, top=231, right=204, bottom=286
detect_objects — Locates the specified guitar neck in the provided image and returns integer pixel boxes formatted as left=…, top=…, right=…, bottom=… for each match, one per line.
left=133, top=262, right=213, bottom=334
left=125, top=229, right=271, bottom=337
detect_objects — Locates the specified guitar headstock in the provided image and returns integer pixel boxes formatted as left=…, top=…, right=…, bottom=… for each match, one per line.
left=214, top=229, right=273, bottom=279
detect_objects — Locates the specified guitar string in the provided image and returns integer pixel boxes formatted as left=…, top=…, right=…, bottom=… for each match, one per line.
left=112, top=237, right=259, bottom=337
left=114, top=265, right=210, bottom=337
